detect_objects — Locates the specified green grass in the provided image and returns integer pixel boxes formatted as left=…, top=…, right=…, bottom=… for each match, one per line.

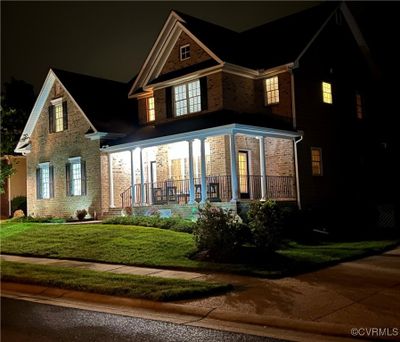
left=1, top=221, right=398, bottom=277
left=0, top=261, right=231, bottom=301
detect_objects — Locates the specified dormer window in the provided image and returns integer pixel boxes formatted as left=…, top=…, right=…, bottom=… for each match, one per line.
left=180, top=44, right=191, bottom=61
left=264, top=76, right=280, bottom=105
left=49, top=98, right=68, bottom=133
left=173, top=79, right=201, bottom=116
left=146, top=97, right=155, bottom=122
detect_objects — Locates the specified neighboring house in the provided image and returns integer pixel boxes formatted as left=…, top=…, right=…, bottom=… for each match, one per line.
left=1, top=155, right=27, bottom=218
left=15, top=3, right=372, bottom=219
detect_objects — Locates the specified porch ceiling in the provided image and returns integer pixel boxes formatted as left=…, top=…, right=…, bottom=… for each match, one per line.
left=101, top=123, right=302, bottom=153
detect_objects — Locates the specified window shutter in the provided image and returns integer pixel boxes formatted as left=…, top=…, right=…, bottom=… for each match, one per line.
left=81, top=160, right=87, bottom=196
left=166, top=87, right=173, bottom=118
left=200, top=77, right=208, bottom=111
left=62, top=101, right=68, bottom=130
left=49, top=165, right=54, bottom=198
left=36, top=168, right=42, bottom=199
left=66, top=163, right=71, bottom=196
left=48, top=105, right=54, bottom=133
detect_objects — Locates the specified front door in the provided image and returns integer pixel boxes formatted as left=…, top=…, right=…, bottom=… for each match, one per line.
left=238, top=151, right=250, bottom=199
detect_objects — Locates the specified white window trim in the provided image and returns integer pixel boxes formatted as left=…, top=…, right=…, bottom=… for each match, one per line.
left=69, top=157, right=82, bottom=196
left=50, top=97, right=63, bottom=105
left=38, top=162, right=51, bottom=199
left=179, top=44, right=191, bottom=61
left=173, top=79, right=201, bottom=117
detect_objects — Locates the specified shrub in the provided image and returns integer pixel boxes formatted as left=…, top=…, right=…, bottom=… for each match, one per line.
left=9, top=216, right=65, bottom=223
left=76, top=209, right=87, bottom=221
left=11, top=196, right=27, bottom=216
left=193, top=203, right=248, bottom=261
left=247, top=200, right=283, bottom=254
left=103, top=215, right=195, bottom=233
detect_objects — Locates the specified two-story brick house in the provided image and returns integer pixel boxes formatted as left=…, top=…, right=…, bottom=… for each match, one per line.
left=16, top=3, right=372, bottom=219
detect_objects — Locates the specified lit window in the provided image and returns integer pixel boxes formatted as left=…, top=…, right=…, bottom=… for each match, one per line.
left=146, top=97, right=155, bottom=122
left=55, top=102, right=64, bottom=132
left=72, top=162, right=82, bottom=196
left=37, top=163, right=53, bottom=199
left=265, top=76, right=279, bottom=105
left=174, top=79, right=201, bottom=116
left=356, top=93, right=363, bottom=119
left=180, top=44, right=190, bottom=61
left=311, top=148, right=323, bottom=176
left=322, top=82, right=332, bottom=104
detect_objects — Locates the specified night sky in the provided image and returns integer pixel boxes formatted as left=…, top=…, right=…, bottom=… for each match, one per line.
left=2, top=1, right=399, bottom=95
left=2, top=1, right=319, bottom=92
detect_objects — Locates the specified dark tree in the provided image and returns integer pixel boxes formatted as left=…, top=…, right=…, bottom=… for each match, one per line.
left=1, top=78, right=35, bottom=155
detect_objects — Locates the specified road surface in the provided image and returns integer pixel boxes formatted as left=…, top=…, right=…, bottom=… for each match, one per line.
left=1, top=297, right=286, bottom=342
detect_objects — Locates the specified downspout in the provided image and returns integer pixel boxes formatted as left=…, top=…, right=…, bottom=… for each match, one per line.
left=290, top=65, right=303, bottom=209
left=294, top=135, right=303, bottom=210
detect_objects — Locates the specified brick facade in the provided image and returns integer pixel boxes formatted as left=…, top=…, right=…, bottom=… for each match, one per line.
left=27, top=80, right=103, bottom=219
left=160, top=31, right=213, bottom=76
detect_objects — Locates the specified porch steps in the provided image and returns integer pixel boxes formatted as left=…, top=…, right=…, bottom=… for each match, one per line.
left=102, top=207, right=123, bottom=219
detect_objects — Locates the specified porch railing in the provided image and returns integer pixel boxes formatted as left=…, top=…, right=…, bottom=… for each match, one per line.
left=121, top=175, right=296, bottom=209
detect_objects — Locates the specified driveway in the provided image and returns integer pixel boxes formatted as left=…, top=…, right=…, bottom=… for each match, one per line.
left=178, top=247, right=400, bottom=329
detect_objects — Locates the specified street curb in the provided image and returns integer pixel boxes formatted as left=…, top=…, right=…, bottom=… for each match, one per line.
left=2, top=282, right=397, bottom=341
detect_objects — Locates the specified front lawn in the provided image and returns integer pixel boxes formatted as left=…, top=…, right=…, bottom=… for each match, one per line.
left=1, top=222, right=398, bottom=277
left=0, top=261, right=231, bottom=301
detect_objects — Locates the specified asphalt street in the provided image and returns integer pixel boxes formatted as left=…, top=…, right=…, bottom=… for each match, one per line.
left=1, top=297, right=286, bottom=342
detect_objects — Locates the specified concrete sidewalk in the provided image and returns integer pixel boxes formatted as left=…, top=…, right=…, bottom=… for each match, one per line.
left=2, top=248, right=400, bottom=341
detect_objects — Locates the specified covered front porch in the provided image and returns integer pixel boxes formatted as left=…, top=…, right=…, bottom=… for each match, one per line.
left=103, top=124, right=301, bottom=216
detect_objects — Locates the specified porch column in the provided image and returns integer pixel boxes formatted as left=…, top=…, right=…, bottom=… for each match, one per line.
left=108, top=153, right=115, bottom=208
left=188, top=140, right=195, bottom=204
left=139, top=148, right=145, bottom=205
left=200, top=138, right=207, bottom=203
left=130, top=149, right=135, bottom=206
left=229, top=133, right=239, bottom=202
left=258, top=136, right=267, bottom=201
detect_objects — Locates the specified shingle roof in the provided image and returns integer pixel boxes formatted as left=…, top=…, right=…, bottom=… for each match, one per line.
left=176, top=3, right=339, bottom=70
left=52, top=68, right=136, bottom=134
left=110, top=110, right=294, bottom=146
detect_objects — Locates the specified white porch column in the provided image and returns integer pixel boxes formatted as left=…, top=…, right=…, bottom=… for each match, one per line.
left=108, top=153, right=115, bottom=208
left=229, top=133, right=239, bottom=202
left=139, top=148, right=145, bottom=205
left=258, top=136, right=267, bottom=201
left=130, top=149, right=135, bottom=206
left=188, top=140, right=195, bottom=204
left=200, top=138, right=207, bottom=203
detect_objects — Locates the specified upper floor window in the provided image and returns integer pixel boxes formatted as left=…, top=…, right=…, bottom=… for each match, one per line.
left=174, top=79, right=201, bottom=116
left=265, top=76, right=279, bottom=105
left=36, top=162, right=54, bottom=199
left=322, top=82, right=332, bottom=104
left=356, top=93, right=363, bottom=119
left=146, top=97, right=155, bottom=122
left=180, top=44, right=191, bottom=61
left=311, top=147, right=323, bottom=176
left=49, top=98, right=68, bottom=133
left=66, top=157, right=87, bottom=196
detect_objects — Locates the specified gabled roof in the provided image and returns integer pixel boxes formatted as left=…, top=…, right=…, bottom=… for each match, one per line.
left=15, top=68, right=136, bottom=153
left=130, top=2, right=373, bottom=95
left=52, top=68, right=135, bottom=133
